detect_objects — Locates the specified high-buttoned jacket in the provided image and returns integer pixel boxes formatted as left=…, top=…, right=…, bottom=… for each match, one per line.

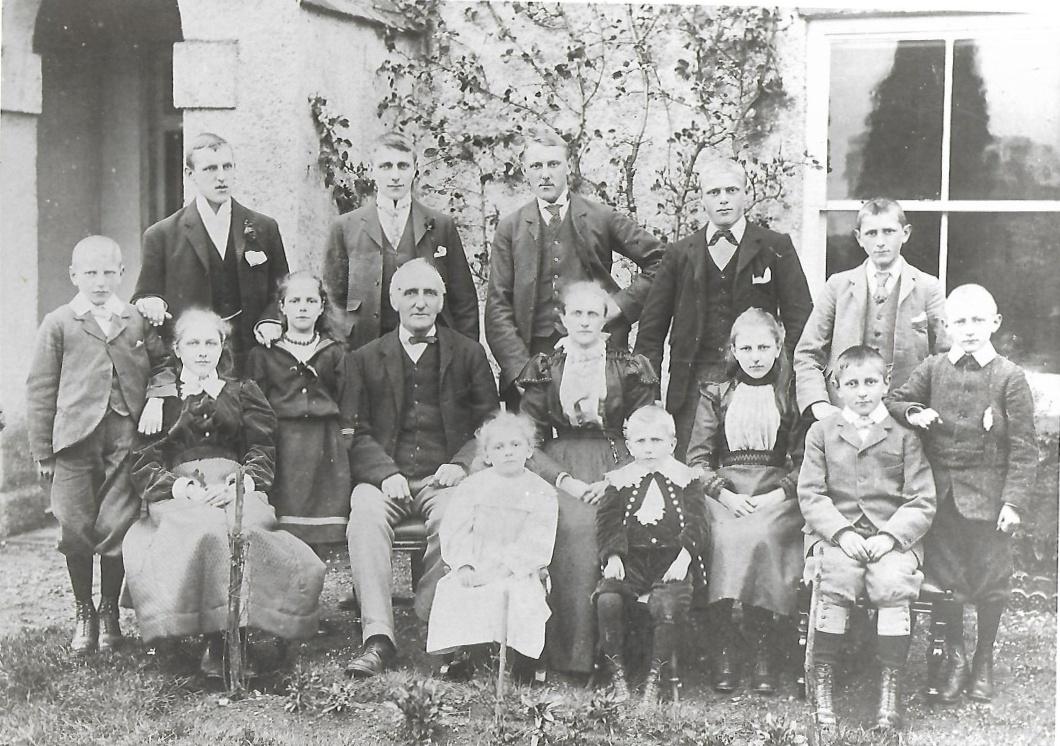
left=339, top=327, right=499, bottom=486
left=794, top=260, right=947, bottom=412
left=634, top=222, right=812, bottom=416
left=322, top=200, right=479, bottom=350
left=797, top=413, right=937, bottom=558
left=27, top=303, right=177, bottom=460
left=485, top=194, right=664, bottom=390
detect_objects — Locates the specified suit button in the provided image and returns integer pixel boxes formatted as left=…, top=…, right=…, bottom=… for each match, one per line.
left=204, top=431, right=211, bottom=438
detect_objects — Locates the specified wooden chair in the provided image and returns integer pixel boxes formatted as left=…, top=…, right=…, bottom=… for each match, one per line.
left=795, top=569, right=958, bottom=701
left=392, top=517, right=428, bottom=590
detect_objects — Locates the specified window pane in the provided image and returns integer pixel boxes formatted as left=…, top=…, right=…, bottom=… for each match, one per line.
left=825, top=211, right=940, bottom=278
left=947, top=213, right=1060, bottom=372
left=828, top=40, right=945, bottom=200
left=950, top=37, right=1060, bottom=199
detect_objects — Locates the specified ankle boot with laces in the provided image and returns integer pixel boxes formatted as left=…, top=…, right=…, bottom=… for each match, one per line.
left=71, top=600, right=99, bottom=655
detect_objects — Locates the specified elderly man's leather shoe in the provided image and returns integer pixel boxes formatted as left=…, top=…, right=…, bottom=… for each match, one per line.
left=345, top=636, right=394, bottom=678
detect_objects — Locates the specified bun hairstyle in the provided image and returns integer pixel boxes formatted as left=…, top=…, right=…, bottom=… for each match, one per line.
left=476, top=411, right=539, bottom=463
left=724, top=307, right=785, bottom=378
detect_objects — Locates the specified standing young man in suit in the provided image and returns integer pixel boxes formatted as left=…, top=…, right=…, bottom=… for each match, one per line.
left=133, top=133, right=290, bottom=373
left=485, top=129, right=665, bottom=409
left=340, top=259, right=498, bottom=678
left=794, top=198, right=947, bottom=422
left=635, top=158, right=812, bottom=457
left=323, top=132, right=479, bottom=350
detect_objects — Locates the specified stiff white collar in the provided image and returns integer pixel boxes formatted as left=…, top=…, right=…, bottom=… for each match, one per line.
left=948, top=342, right=997, bottom=367
left=195, top=194, right=233, bottom=255
left=841, top=403, right=888, bottom=425
left=399, top=323, right=438, bottom=363
left=606, top=456, right=694, bottom=489
left=179, top=367, right=226, bottom=399
left=706, top=215, right=747, bottom=245
left=69, top=293, right=125, bottom=318
left=376, top=193, right=412, bottom=215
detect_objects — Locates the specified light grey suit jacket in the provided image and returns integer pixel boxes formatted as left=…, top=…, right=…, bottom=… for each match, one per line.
left=794, top=260, right=947, bottom=413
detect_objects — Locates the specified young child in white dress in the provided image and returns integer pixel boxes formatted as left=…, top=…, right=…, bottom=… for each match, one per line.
left=426, top=412, right=558, bottom=672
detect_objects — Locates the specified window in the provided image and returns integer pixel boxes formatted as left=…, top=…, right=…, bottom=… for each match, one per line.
left=803, top=14, right=1060, bottom=372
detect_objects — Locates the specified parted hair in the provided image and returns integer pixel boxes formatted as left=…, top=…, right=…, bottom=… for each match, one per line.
left=184, top=132, right=231, bottom=170
left=476, top=411, right=539, bottom=460
left=856, top=197, right=908, bottom=229
left=174, top=308, right=230, bottom=345
left=623, top=404, right=676, bottom=441
left=373, top=131, right=417, bottom=165
left=559, top=280, right=616, bottom=318
left=277, top=270, right=334, bottom=339
left=521, top=127, right=569, bottom=159
left=833, top=344, right=889, bottom=380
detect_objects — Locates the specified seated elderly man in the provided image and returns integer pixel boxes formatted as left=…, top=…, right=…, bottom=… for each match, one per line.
left=340, top=259, right=499, bottom=677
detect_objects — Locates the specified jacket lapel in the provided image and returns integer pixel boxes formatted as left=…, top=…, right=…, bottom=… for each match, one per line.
left=76, top=313, right=108, bottom=342
left=437, top=328, right=455, bottom=384
left=897, top=261, right=916, bottom=306
left=107, top=306, right=131, bottom=342
left=859, top=422, right=890, bottom=452
left=382, top=332, right=405, bottom=415
left=363, top=203, right=385, bottom=250
left=411, top=200, right=430, bottom=251
left=568, top=194, right=607, bottom=276
left=735, top=223, right=764, bottom=277
left=845, top=266, right=869, bottom=338
left=836, top=420, right=864, bottom=450
left=516, top=200, right=542, bottom=276
left=231, top=200, right=247, bottom=262
left=181, top=203, right=213, bottom=272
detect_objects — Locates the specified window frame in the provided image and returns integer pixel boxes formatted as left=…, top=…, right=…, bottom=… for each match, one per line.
left=801, top=12, right=1060, bottom=297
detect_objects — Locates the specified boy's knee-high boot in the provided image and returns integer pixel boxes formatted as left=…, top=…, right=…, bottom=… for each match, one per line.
left=66, top=555, right=98, bottom=655
left=938, top=603, right=968, bottom=704
left=968, top=601, right=1004, bottom=702
left=707, top=600, right=738, bottom=692
left=98, top=556, right=125, bottom=650
left=875, top=628, right=911, bottom=730
left=745, top=606, right=777, bottom=695
left=596, top=593, right=630, bottom=701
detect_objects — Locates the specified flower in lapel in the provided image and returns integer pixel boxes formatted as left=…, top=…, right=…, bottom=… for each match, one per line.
left=243, top=219, right=258, bottom=244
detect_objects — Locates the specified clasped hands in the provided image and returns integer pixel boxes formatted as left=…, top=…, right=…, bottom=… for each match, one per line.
left=603, top=548, right=691, bottom=583
left=380, top=463, right=467, bottom=502
left=174, top=472, right=256, bottom=507
left=717, top=487, right=786, bottom=518
left=558, top=474, right=608, bottom=504
left=835, top=530, right=896, bottom=563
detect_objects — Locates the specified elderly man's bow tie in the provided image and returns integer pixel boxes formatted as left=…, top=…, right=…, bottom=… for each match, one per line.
left=707, top=229, right=737, bottom=247
left=408, top=334, right=438, bottom=345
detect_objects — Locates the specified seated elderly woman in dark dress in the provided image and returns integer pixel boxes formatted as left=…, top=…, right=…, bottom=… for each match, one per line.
left=122, top=309, right=325, bottom=679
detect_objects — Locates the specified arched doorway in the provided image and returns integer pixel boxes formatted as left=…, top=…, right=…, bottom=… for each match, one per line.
left=33, top=0, right=183, bottom=315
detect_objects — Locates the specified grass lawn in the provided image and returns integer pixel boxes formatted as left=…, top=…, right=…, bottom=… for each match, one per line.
left=1, top=533, right=1055, bottom=745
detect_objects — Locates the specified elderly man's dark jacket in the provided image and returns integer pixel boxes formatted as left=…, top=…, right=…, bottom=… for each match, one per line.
left=340, top=326, right=499, bottom=486
left=633, top=222, right=812, bottom=416
left=485, top=193, right=664, bottom=390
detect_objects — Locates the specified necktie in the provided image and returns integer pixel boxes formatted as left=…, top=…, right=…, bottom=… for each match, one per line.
left=544, top=204, right=562, bottom=226
left=408, top=334, right=438, bottom=345
left=707, top=229, right=737, bottom=247
left=873, top=272, right=891, bottom=304
left=958, top=353, right=979, bottom=370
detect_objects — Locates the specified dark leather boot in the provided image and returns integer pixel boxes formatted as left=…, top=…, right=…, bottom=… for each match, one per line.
left=812, top=662, right=837, bottom=732
left=712, top=644, right=739, bottom=692
left=750, top=641, right=777, bottom=695
left=966, top=648, right=994, bottom=702
left=937, top=639, right=969, bottom=705
left=97, top=598, right=123, bottom=651
left=605, top=654, right=631, bottom=702
left=641, top=662, right=660, bottom=707
left=875, top=666, right=903, bottom=731
left=71, top=600, right=98, bottom=655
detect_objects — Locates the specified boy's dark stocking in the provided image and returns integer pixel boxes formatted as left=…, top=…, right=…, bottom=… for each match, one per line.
left=707, top=599, right=738, bottom=691
left=98, top=556, right=125, bottom=650
left=967, top=601, right=1005, bottom=701
left=66, top=554, right=98, bottom=655
left=595, top=592, right=630, bottom=701
left=744, top=605, right=777, bottom=695
left=937, top=602, right=968, bottom=704
left=874, top=606, right=912, bottom=730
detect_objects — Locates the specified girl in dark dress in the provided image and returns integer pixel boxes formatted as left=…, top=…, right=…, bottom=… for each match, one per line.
left=686, top=308, right=805, bottom=695
left=122, top=309, right=325, bottom=679
left=518, top=281, right=658, bottom=674
left=246, top=272, right=351, bottom=546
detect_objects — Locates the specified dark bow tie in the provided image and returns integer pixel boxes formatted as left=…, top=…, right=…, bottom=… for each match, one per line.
left=957, top=353, right=980, bottom=369
left=707, top=229, right=737, bottom=247
left=408, top=334, right=438, bottom=345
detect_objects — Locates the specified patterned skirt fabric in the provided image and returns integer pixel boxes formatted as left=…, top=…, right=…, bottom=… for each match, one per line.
left=122, top=458, right=326, bottom=642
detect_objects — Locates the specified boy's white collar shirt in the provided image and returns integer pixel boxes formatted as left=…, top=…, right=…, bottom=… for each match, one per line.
left=377, top=193, right=413, bottom=247
left=948, top=342, right=997, bottom=368
left=195, top=195, right=233, bottom=258
left=842, top=403, right=888, bottom=442
left=399, top=323, right=438, bottom=363
left=865, top=256, right=904, bottom=297
left=537, top=189, right=570, bottom=224
left=70, top=293, right=125, bottom=336
left=706, top=215, right=746, bottom=269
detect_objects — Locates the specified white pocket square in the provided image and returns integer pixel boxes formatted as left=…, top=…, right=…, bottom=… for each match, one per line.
left=135, top=340, right=145, bottom=348
left=752, top=267, right=771, bottom=284
left=245, top=250, right=268, bottom=267
left=434, top=245, right=448, bottom=258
